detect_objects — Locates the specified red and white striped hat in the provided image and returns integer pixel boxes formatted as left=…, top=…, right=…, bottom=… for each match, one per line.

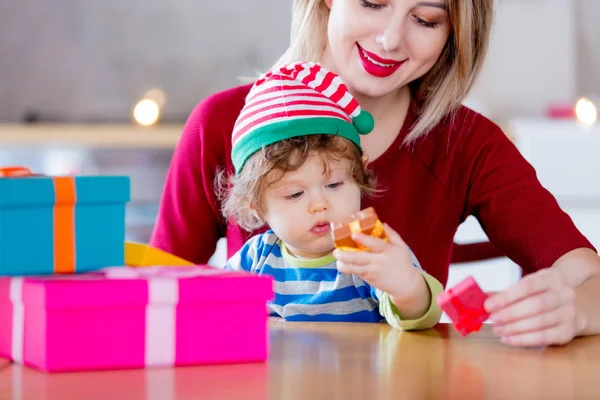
left=231, top=62, right=374, bottom=173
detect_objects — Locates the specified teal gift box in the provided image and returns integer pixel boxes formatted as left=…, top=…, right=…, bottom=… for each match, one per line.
left=0, top=167, right=130, bottom=276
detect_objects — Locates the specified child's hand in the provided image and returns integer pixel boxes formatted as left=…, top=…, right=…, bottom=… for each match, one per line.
left=333, top=223, right=429, bottom=318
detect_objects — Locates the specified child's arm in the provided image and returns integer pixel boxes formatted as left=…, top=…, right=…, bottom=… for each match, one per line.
left=334, top=223, right=444, bottom=330
left=373, top=271, right=443, bottom=331
left=382, top=251, right=444, bottom=330
left=367, top=247, right=443, bottom=330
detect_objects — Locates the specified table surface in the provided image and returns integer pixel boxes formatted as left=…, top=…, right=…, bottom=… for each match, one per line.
left=1, top=322, right=600, bottom=400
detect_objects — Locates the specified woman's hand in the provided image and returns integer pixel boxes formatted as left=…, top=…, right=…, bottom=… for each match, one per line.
left=485, top=268, right=586, bottom=347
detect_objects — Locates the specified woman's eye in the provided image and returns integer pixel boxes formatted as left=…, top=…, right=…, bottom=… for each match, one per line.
left=360, top=0, right=384, bottom=10
left=414, top=16, right=439, bottom=29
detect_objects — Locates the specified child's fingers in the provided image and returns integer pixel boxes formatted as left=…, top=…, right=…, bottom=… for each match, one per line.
left=350, top=233, right=387, bottom=253
left=336, top=261, right=367, bottom=277
left=383, top=223, right=407, bottom=247
left=333, top=249, right=374, bottom=265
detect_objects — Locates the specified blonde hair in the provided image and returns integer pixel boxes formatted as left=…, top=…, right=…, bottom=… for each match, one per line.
left=217, top=135, right=376, bottom=231
left=273, top=0, right=494, bottom=143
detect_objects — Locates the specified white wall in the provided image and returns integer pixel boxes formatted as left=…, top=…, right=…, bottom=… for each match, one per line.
left=0, top=0, right=291, bottom=122
left=576, top=0, right=600, bottom=99
left=3, top=0, right=596, bottom=124
left=466, top=0, right=577, bottom=121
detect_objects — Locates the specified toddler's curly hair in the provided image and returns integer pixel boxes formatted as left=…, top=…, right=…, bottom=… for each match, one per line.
left=216, top=134, right=376, bottom=231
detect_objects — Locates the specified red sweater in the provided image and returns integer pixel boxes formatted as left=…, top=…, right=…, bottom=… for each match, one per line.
left=150, top=84, right=595, bottom=286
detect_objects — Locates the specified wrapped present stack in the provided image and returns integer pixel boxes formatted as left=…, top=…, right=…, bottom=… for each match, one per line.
left=0, top=166, right=274, bottom=373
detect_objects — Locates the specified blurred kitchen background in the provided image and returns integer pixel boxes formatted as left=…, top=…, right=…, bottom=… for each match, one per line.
left=1, top=0, right=599, bottom=291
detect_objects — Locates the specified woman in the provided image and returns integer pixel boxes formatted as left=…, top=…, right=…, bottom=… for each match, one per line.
left=151, top=0, right=600, bottom=345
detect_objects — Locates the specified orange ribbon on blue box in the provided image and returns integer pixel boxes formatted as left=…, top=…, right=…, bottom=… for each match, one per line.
left=52, top=176, right=77, bottom=273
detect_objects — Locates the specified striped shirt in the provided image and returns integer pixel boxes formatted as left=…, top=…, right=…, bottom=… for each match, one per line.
left=224, top=231, right=443, bottom=329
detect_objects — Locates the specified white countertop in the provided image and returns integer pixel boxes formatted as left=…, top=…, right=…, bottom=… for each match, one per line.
left=0, top=124, right=184, bottom=149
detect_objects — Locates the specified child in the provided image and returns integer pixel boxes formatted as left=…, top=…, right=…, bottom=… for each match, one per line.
left=220, top=62, right=443, bottom=330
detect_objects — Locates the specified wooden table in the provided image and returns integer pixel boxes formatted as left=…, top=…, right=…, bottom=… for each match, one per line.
left=1, top=322, right=600, bottom=400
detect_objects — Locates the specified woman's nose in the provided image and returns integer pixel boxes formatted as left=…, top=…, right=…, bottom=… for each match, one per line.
left=376, top=14, right=405, bottom=53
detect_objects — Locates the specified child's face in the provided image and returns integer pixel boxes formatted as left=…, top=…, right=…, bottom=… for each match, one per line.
left=260, top=153, right=362, bottom=259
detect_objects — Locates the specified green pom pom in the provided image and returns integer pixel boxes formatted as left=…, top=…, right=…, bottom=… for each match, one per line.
left=352, top=110, right=374, bottom=135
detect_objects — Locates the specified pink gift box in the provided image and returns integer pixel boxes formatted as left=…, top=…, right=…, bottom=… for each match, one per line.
left=0, top=265, right=274, bottom=372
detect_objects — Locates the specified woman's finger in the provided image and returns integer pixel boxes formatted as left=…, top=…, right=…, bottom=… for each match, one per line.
left=490, top=287, right=574, bottom=325
left=493, top=307, right=568, bottom=336
left=500, top=322, right=576, bottom=347
left=485, top=268, right=563, bottom=313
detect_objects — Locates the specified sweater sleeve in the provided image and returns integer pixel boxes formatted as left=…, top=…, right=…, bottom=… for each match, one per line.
left=150, top=98, right=229, bottom=264
left=377, top=271, right=444, bottom=330
left=462, top=117, right=596, bottom=274
left=370, top=248, right=443, bottom=330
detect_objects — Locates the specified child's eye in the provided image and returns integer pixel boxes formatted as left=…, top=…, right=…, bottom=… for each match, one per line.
left=327, top=181, right=344, bottom=189
left=284, top=191, right=304, bottom=200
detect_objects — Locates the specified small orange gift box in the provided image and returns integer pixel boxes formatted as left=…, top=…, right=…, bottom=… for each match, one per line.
left=330, top=207, right=388, bottom=252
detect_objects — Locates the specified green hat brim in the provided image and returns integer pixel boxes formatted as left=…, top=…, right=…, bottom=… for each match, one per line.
left=232, top=117, right=363, bottom=173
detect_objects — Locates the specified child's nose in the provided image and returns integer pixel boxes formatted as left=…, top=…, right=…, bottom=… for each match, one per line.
left=309, top=196, right=328, bottom=214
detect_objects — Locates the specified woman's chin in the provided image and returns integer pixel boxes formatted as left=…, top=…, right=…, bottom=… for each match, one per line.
left=358, top=84, right=393, bottom=98
left=345, top=72, right=406, bottom=99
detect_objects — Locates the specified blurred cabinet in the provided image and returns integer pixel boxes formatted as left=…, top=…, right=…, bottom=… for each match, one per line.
left=511, top=119, right=600, bottom=248
left=466, top=0, right=576, bottom=121
left=449, top=119, right=600, bottom=293
left=0, top=124, right=181, bottom=244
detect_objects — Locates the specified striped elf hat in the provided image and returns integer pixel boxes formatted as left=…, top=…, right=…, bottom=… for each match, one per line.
left=231, top=61, right=374, bottom=173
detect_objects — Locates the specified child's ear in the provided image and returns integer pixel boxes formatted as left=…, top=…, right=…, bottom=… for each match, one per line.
left=249, top=203, right=263, bottom=222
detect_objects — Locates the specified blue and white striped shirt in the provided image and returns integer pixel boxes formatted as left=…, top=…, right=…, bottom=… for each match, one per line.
left=224, top=231, right=424, bottom=323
